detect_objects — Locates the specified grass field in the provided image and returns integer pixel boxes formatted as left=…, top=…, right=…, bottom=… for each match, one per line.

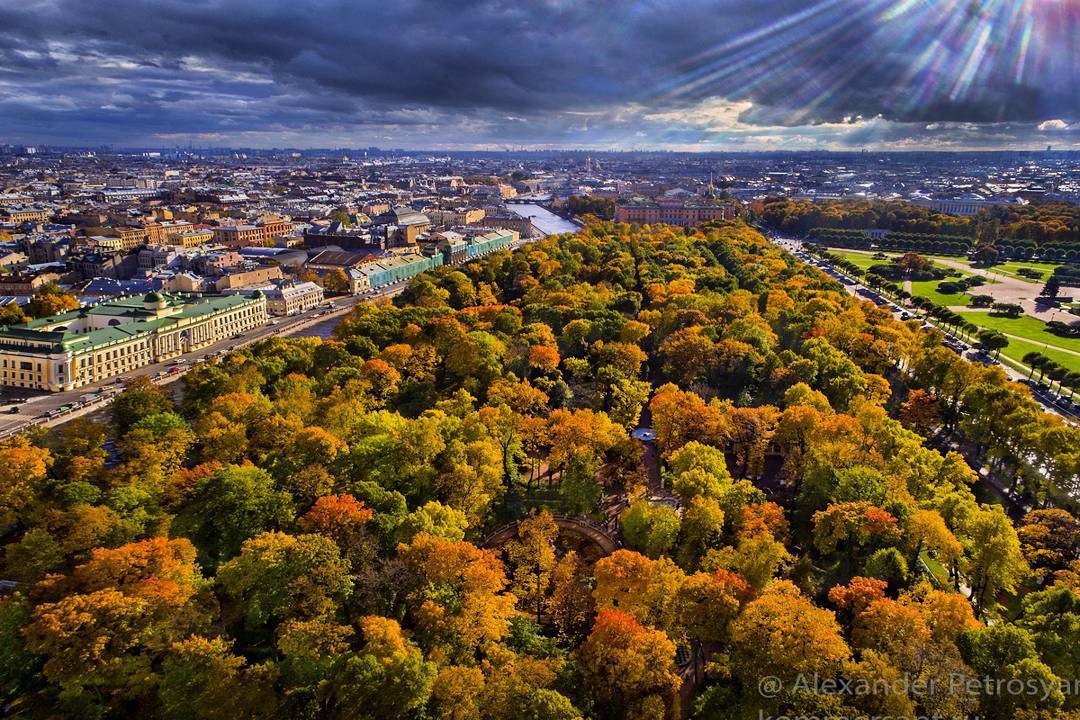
left=823, top=247, right=1060, bottom=284
left=999, top=336, right=1080, bottom=376
left=919, top=552, right=951, bottom=587
left=979, top=260, right=1061, bottom=283
left=909, top=280, right=975, bottom=307
left=962, top=311, right=1080, bottom=374
left=922, top=256, right=1059, bottom=283
left=826, top=248, right=986, bottom=281
left=827, top=248, right=894, bottom=271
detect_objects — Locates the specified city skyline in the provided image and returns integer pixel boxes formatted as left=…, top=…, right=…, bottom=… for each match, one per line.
left=0, top=0, right=1077, bottom=151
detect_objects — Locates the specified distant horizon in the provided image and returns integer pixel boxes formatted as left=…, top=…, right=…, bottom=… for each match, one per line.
left=4, top=144, right=1079, bottom=157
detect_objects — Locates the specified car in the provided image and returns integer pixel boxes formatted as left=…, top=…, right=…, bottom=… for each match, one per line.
left=7, top=406, right=18, bottom=414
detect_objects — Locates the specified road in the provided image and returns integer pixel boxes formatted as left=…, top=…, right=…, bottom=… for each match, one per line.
left=760, top=229, right=1079, bottom=423
left=0, top=239, right=540, bottom=439
left=831, top=247, right=1073, bottom=324
left=764, top=229, right=1079, bottom=510
left=0, top=280, right=411, bottom=438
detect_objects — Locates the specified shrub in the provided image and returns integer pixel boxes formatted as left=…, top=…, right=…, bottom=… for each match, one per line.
left=990, top=302, right=1023, bottom=318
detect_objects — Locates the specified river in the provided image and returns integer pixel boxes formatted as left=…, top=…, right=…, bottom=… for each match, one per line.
left=506, top=203, right=580, bottom=236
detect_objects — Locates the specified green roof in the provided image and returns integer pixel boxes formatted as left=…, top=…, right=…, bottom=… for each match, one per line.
left=0, top=293, right=261, bottom=355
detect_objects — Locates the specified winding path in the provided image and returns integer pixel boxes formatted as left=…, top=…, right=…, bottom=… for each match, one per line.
left=481, top=515, right=621, bottom=555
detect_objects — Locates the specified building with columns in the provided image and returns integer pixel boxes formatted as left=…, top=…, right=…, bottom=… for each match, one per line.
left=0, top=291, right=267, bottom=391
left=614, top=197, right=739, bottom=226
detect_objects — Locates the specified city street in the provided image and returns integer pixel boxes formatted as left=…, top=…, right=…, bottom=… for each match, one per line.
left=761, top=229, right=1078, bottom=423
left=0, top=281, right=405, bottom=438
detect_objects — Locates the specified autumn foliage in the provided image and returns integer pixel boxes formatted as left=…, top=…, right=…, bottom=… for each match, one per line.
left=0, top=219, right=1074, bottom=719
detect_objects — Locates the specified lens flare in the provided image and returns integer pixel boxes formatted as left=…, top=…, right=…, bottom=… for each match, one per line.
left=648, top=0, right=1079, bottom=129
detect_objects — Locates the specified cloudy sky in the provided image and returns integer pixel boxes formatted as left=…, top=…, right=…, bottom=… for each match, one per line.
left=0, top=0, right=1076, bottom=150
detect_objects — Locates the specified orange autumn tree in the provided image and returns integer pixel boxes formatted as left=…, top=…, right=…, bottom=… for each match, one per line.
left=299, top=494, right=375, bottom=566
left=648, top=384, right=732, bottom=457
left=397, top=533, right=516, bottom=661
left=730, top=581, right=851, bottom=708
left=23, top=537, right=214, bottom=710
left=576, top=609, right=681, bottom=720
left=527, top=344, right=561, bottom=374
left=812, top=501, right=901, bottom=556
left=677, top=568, right=751, bottom=642
left=593, top=549, right=686, bottom=630
left=0, top=437, right=52, bottom=525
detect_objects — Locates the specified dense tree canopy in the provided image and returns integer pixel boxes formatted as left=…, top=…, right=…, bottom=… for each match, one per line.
left=0, top=218, right=1077, bottom=718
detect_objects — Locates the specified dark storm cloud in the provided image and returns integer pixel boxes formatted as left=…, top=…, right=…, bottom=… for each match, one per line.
left=0, top=0, right=1074, bottom=147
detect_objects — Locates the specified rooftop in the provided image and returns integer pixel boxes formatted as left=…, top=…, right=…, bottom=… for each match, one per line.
left=0, top=292, right=260, bottom=354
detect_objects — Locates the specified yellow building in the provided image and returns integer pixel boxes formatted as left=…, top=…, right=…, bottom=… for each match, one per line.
left=170, top=229, right=214, bottom=248
left=1, top=206, right=51, bottom=223
left=111, top=226, right=149, bottom=251
left=0, top=291, right=267, bottom=391
left=429, top=208, right=486, bottom=226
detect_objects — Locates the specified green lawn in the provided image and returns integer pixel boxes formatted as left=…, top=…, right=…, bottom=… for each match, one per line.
left=923, top=255, right=1059, bottom=283
left=826, top=248, right=985, bottom=282
left=827, top=248, right=894, bottom=271
left=909, top=280, right=974, bottom=307
left=919, top=552, right=951, bottom=588
left=823, top=248, right=1057, bottom=284
left=998, top=336, right=1080, bottom=376
left=978, top=260, right=1061, bottom=283
left=962, top=311, right=1080, bottom=374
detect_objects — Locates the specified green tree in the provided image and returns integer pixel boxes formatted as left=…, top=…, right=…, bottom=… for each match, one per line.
left=158, top=636, right=278, bottom=720
left=110, top=376, right=175, bottom=432
left=620, top=500, right=681, bottom=559
left=173, top=465, right=295, bottom=566
left=323, top=616, right=436, bottom=720
left=217, top=531, right=352, bottom=629
left=962, top=505, right=1029, bottom=618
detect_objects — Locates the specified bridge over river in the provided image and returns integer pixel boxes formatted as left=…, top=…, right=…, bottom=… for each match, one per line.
left=481, top=515, right=621, bottom=555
